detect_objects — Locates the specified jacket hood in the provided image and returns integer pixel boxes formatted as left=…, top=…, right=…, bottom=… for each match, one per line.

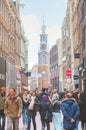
left=62, top=98, right=76, bottom=105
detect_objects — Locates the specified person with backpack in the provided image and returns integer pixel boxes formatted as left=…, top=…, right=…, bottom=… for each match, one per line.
left=51, top=89, right=63, bottom=130
left=62, top=92, right=80, bottom=130
left=39, top=94, right=52, bottom=130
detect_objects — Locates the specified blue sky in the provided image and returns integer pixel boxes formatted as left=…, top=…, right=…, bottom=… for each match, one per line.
left=20, top=0, right=67, bottom=27
left=20, top=0, right=67, bottom=69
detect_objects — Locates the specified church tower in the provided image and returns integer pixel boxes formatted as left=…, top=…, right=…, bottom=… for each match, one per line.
left=38, top=20, right=50, bottom=91
left=38, top=20, right=48, bottom=65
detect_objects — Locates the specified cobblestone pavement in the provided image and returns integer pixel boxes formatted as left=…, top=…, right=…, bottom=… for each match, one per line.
left=5, top=112, right=82, bottom=130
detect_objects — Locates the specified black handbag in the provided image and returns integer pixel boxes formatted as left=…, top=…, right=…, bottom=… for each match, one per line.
left=45, top=111, right=52, bottom=122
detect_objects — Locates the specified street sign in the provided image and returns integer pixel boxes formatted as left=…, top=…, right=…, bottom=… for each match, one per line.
left=73, top=75, right=79, bottom=80
left=66, top=70, right=72, bottom=77
left=31, top=73, right=41, bottom=78
left=67, top=78, right=72, bottom=83
left=74, top=53, right=80, bottom=58
left=83, top=58, right=86, bottom=69
left=83, top=70, right=86, bottom=79
left=26, top=72, right=31, bottom=77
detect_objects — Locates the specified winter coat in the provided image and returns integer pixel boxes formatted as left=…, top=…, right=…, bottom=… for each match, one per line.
left=52, top=99, right=61, bottom=112
left=0, top=93, right=6, bottom=110
left=4, top=96, right=23, bottom=119
left=62, top=98, right=80, bottom=129
left=39, top=101, right=52, bottom=121
left=26, top=96, right=38, bottom=117
left=79, top=101, right=86, bottom=122
left=52, top=93, right=61, bottom=113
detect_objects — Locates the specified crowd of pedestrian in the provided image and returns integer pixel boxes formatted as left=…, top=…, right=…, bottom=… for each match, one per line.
left=0, top=86, right=86, bottom=130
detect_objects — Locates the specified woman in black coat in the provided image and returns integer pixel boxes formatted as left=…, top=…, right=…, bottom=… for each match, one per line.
left=78, top=92, right=86, bottom=130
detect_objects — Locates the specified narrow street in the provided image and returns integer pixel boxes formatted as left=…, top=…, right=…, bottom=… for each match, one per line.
left=0, top=1, right=86, bottom=130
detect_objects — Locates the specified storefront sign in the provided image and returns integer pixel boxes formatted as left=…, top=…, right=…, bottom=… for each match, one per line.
left=66, top=70, right=72, bottom=77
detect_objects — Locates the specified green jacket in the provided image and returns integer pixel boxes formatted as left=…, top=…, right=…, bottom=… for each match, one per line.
left=4, top=96, right=23, bottom=119
left=0, top=93, right=6, bottom=110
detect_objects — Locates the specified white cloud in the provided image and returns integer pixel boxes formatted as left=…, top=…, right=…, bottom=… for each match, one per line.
left=21, top=15, right=61, bottom=69
left=47, top=26, right=61, bottom=49
left=21, top=15, right=40, bottom=44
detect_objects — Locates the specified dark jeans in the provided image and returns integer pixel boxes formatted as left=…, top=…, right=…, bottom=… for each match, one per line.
left=41, top=120, right=50, bottom=130
left=27, top=115, right=36, bottom=130
left=0, top=110, right=6, bottom=130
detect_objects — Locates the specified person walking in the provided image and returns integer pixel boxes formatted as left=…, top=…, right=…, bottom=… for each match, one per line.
left=62, top=92, right=80, bottom=130
left=72, top=91, right=80, bottom=130
left=52, top=92, right=63, bottom=130
left=22, top=91, right=30, bottom=129
left=0, top=87, right=6, bottom=130
left=78, top=92, right=86, bottom=130
left=39, top=94, right=52, bottom=130
left=26, top=92, right=37, bottom=130
left=4, top=88, right=23, bottom=130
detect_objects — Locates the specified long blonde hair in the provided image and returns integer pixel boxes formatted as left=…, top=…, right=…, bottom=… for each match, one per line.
left=50, top=89, right=58, bottom=100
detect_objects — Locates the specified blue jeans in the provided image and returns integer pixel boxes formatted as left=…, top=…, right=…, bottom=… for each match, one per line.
left=27, top=115, right=36, bottom=130
left=74, top=119, right=79, bottom=130
left=22, top=108, right=28, bottom=125
left=0, top=110, right=5, bottom=130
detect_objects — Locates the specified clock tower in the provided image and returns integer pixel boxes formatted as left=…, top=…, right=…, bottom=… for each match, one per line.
left=38, top=21, right=48, bottom=65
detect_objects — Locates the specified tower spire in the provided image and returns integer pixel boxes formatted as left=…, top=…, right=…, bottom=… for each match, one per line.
left=42, top=16, right=46, bottom=33
left=43, top=16, right=45, bottom=26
